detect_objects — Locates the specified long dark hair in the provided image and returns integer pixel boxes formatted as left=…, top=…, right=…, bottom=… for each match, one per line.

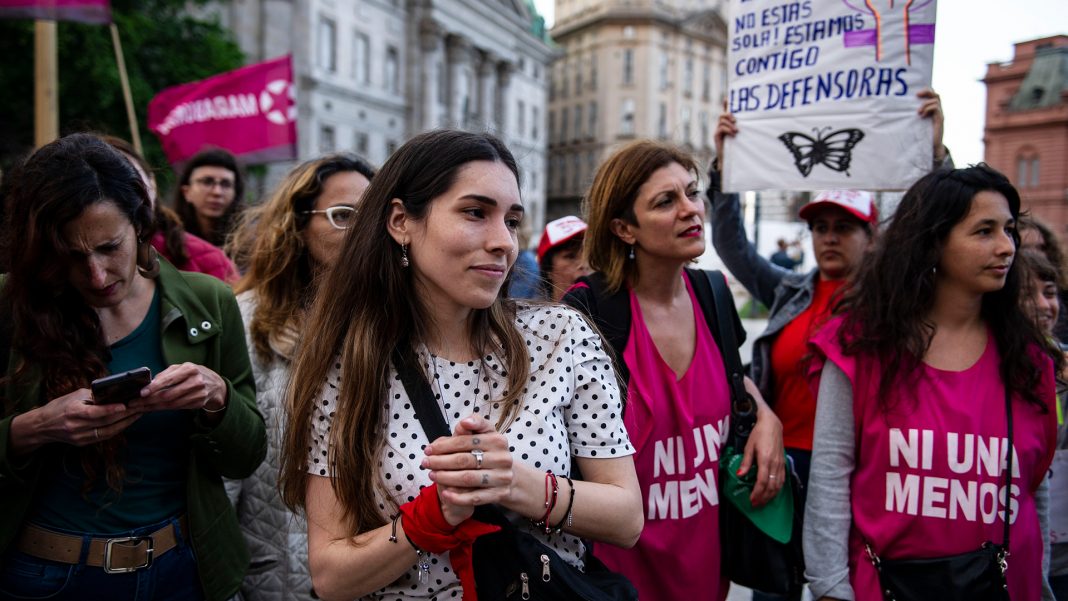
left=170, top=147, right=245, bottom=247
left=1, top=132, right=154, bottom=492
left=280, top=130, right=530, bottom=537
left=836, top=164, right=1054, bottom=409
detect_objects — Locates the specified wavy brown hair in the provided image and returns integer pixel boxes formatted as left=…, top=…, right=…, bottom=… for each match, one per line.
left=1, top=133, right=155, bottom=494
left=583, top=140, right=698, bottom=293
left=228, top=153, right=375, bottom=363
left=279, top=130, right=530, bottom=537
left=835, top=164, right=1059, bottom=410
left=100, top=135, right=193, bottom=266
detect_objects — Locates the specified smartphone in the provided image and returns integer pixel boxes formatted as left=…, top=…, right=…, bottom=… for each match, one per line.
left=91, top=367, right=152, bottom=405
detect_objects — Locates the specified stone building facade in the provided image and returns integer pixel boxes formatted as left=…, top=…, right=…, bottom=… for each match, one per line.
left=545, top=0, right=728, bottom=219
left=214, top=0, right=555, bottom=230
left=983, top=35, right=1068, bottom=237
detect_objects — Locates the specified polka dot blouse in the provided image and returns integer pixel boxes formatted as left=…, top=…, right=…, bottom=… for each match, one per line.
left=306, top=304, right=635, bottom=599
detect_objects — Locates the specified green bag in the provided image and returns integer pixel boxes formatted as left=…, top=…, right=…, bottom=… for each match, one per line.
left=720, top=448, right=795, bottom=544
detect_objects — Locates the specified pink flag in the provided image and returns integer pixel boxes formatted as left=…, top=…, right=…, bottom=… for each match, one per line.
left=148, top=55, right=297, bottom=165
left=0, top=0, right=111, bottom=24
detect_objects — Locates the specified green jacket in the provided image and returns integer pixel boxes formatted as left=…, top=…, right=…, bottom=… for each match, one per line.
left=0, top=261, right=267, bottom=601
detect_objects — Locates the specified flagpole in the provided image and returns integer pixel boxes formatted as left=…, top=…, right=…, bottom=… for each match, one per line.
left=110, top=22, right=142, bottom=156
left=34, top=19, right=58, bottom=147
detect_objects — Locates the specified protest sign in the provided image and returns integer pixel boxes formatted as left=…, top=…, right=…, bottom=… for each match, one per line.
left=148, top=55, right=297, bottom=165
left=0, top=0, right=110, bottom=23
left=723, top=0, right=937, bottom=192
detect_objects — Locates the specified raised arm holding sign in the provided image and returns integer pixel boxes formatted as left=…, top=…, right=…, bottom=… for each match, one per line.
left=723, top=0, right=939, bottom=192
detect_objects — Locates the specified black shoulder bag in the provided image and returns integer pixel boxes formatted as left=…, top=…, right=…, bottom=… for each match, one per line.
left=865, top=388, right=1013, bottom=601
left=391, top=347, right=639, bottom=601
left=703, top=271, right=807, bottom=595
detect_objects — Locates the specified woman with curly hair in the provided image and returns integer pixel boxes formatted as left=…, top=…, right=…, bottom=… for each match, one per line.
left=805, top=164, right=1060, bottom=601
left=0, top=133, right=265, bottom=600
left=225, top=152, right=374, bottom=601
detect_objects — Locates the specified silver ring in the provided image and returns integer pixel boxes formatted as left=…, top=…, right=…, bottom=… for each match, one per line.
left=471, top=449, right=484, bottom=470
left=768, top=474, right=776, bottom=480
left=94, top=428, right=100, bottom=440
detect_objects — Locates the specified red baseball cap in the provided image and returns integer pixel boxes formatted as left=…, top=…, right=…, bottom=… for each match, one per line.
left=537, top=216, right=588, bottom=262
left=798, top=190, right=878, bottom=225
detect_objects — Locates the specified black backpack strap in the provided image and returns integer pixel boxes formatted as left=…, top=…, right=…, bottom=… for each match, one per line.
left=700, top=270, right=757, bottom=450
left=562, top=272, right=632, bottom=389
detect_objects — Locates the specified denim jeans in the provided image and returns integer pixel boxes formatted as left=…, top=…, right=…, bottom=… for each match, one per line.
left=0, top=516, right=204, bottom=601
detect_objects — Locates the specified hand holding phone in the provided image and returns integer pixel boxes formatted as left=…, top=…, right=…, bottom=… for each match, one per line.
left=91, top=367, right=152, bottom=405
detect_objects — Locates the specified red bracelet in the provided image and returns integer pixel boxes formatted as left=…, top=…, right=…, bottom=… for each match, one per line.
left=531, top=470, right=559, bottom=534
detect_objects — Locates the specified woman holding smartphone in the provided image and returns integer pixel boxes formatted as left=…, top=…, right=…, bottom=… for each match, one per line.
left=0, top=133, right=266, bottom=600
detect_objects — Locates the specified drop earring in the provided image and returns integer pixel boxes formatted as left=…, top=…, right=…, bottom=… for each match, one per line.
left=401, top=244, right=410, bottom=268
left=628, top=244, right=635, bottom=260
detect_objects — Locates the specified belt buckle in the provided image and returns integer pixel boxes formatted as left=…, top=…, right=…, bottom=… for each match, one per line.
left=103, top=536, right=154, bottom=574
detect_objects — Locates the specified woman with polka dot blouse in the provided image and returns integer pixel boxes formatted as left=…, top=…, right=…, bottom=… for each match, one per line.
left=564, top=141, right=785, bottom=601
left=278, top=130, right=643, bottom=600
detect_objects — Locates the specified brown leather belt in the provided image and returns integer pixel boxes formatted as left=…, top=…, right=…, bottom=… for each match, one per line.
left=15, top=516, right=188, bottom=574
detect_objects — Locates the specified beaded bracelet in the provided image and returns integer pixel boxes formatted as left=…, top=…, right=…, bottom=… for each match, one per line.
left=550, top=475, right=576, bottom=533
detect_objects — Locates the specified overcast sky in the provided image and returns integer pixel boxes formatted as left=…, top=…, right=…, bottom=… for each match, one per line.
left=533, top=0, right=1068, bottom=166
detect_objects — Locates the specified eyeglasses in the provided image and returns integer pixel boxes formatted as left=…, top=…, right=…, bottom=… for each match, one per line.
left=303, top=206, right=356, bottom=230
left=192, top=176, right=235, bottom=191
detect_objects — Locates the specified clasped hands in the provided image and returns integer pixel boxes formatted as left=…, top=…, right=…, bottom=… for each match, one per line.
left=421, top=414, right=515, bottom=527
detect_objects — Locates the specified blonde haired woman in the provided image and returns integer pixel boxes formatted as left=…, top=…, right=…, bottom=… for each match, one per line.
left=226, top=153, right=374, bottom=601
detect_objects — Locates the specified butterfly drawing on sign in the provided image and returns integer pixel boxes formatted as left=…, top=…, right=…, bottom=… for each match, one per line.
left=778, top=127, right=865, bottom=177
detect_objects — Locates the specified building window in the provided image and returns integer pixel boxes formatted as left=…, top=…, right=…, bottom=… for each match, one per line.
left=587, top=151, right=596, bottom=186
left=684, top=57, right=693, bottom=96
left=659, top=51, right=669, bottom=90
left=561, top=64, right=569, bottom=97
left=681, top=107, right=691, bottom=144
left=702, top=60, right=712, bottom=100
left=575, top=64, right=583, bottom=93
left=620, top=98, right=635, bottom=135
left=623, top=25, right=635, bottom=39
left=355, top=131, right=369, bottom=155
left=622, top=49, right=634, bottom=85
left=548, top=110, right=555, bottom=143
left=572, top=154, right=582, bottom=191
left=588, top=101, right=597, bottom=138
left=384, top=46, right=400, bottom=93
left=699, top=111, right=709, bottom=147
left=437, top=60, right=447, bottom=103
left=590, top=56, right=598, bottom=90
left=319, top=125, right=336, bottom=152
left=353, top=32, right=369, bottom=83
left=518, top=100, right=526, bottom=137
left=574, top=105, right=583, bottom=142
left=532, top=106, right=540, bottom=140
left=386, top=139, right=399, bottom=157
left=562, top=107, right=569, bottom=142
left=1017, top=154, right=1041, bottom=188
left=318, top=17, right=337, bottom=73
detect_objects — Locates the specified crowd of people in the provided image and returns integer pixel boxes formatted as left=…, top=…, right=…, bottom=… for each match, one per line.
left=0, top=86, right=1064, bottom=601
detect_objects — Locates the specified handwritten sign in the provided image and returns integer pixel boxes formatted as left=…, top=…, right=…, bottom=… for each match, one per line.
left=723, top=0, right=937, bottom=192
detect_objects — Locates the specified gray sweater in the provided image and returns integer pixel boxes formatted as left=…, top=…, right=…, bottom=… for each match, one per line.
left=804, top=362, right=1054, bottom=600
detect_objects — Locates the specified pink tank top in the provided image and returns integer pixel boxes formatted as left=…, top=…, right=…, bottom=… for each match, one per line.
left=596, top=277, right=731, bottom=601
left=809, top=317, right=1057, bottom=601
